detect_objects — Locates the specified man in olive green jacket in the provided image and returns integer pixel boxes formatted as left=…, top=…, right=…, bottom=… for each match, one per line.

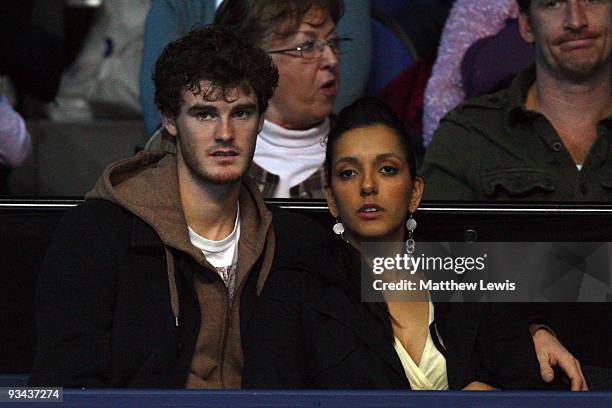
left=421, top=0, right=611, bottom=202
left=420, top=0, right=612, bottom=390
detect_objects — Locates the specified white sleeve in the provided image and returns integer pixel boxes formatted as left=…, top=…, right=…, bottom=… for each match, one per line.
left=0, top=95, right=31, bottom=167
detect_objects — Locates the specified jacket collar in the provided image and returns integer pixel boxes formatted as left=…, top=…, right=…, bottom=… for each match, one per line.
left=506, top=64, right=539, bottom=128
left=432, top=302, right=480, bottom=389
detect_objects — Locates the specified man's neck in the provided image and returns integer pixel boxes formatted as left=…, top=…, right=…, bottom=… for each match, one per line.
left=529, top=63, right=611, bottom=124
left=177, top=160, right=241, bottom=241
left=525, top=64, right=611, bottom=164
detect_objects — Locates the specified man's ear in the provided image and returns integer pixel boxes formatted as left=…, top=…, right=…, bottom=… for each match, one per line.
left=161, top=114, right=178, bottom=137
left=518, top=11, right=535, bottom=44
left=409, top=177, right=424, bottom=213
left=324, top=186, right=339, bottom=218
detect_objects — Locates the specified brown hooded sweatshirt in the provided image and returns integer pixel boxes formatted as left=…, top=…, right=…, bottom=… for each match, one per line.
left=87, top=150, right=275, bottom=388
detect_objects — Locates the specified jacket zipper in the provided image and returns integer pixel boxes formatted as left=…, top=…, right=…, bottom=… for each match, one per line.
left=218, top=283, right=230, bottom=388
left=218, top=271, right=249, bottom=388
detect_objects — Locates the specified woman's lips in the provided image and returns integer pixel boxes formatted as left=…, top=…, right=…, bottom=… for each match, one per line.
left=357, top=205, right=384, bottom=220
left=320, top=79, right=337, bottom=96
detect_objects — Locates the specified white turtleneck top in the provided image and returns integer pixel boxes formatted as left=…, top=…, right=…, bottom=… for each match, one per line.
left=253, top=118, right=329, bottom=198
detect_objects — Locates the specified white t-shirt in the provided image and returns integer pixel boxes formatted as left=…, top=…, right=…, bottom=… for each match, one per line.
left=253, top=118, right=329, bottom=198
left=188, top=206, right=241, bottom=301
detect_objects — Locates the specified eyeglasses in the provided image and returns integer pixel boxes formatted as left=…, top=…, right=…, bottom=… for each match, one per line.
left=267, top=36, right=353, bottom=60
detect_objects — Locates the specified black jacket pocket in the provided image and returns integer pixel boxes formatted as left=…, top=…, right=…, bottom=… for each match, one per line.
left=598, top=175, right=612, bottom=190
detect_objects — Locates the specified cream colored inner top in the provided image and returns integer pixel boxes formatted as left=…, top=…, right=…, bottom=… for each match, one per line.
left=392, top=300, right=449, bottom=390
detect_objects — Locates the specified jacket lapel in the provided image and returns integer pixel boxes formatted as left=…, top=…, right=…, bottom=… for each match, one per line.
left=434, top=302, right=481, bottom=388
left=312, top=286, right=409, bottom=385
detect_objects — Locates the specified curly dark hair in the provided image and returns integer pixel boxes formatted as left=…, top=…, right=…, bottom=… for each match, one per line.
left=153, top=25, right=279, bottom=118
left=324, top=97, right=418, bottom=187
left=517, top=0, right=531, bottom=13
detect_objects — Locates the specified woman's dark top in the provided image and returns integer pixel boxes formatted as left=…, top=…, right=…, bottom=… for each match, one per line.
left=242, top=236, right=548, bottom=390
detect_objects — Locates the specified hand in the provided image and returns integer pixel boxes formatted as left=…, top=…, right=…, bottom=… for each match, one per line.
left=462, top=381, right=497, bottom=391
left=532, top=328, right=588, bottom=391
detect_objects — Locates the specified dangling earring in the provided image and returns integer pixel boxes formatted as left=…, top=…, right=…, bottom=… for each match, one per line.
left=333, top=218, right=349, bottom=243
left=405, top=213, right=417, bottom=255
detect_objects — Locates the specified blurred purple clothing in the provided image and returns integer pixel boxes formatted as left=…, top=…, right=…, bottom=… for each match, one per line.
left=422, top=0, right=518, bottom=147
left=461, top=19, right=535, bottom=100
left=0, top=95, right=31, bottom=167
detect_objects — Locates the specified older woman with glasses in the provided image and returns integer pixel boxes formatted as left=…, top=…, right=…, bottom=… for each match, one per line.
left=213, top=0, right=352, bottom=199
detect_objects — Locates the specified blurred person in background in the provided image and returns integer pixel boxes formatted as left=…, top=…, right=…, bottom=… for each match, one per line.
left=46, top=0, right=150, bottom=121
left=0, top=0, right=65, bottom=118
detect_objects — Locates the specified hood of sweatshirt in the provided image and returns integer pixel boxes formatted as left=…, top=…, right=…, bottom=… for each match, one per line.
left=87, top=150, right=274, bottom=292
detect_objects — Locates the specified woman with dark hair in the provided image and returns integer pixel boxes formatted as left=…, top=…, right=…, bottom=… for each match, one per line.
left=242, top=97, right=548, bottom=390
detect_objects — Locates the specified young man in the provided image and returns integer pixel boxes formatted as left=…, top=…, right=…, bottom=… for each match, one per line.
left=28, top=25, right=322, bottom=388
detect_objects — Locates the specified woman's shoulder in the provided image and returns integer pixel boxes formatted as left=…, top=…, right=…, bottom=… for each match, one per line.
left=261, top=236, right=356, bottom=305
left=268, top=207, right=332, bottom=265
left=263, top=255, right=335, bottom=300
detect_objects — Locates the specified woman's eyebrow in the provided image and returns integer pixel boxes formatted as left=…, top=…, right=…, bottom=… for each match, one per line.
left=376, top=153, right=402, bottom=161
left=296, top=26, right=337, bottom=38
left=334, top=156, right=359, bottom=166
left=334, top=153, right=401, bottom=166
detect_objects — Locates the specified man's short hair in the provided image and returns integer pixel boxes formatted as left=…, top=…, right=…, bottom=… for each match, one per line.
left=214, top=0, right=344, bottom=48
left=153, top=25, right=279, bottom=118
left=517, top=0, right=531, bottom=14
